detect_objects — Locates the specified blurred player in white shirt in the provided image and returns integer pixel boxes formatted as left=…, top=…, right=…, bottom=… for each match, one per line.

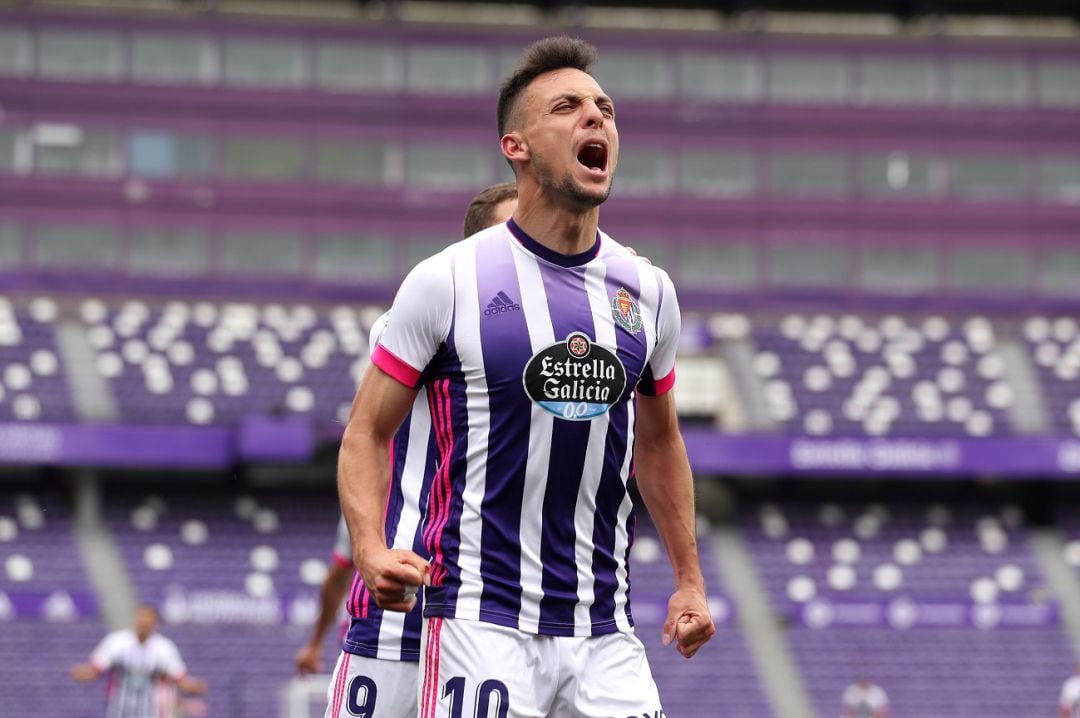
left=1060, top=665, right=1080, bottom=718
left=841, top=677, right=889, bottom=718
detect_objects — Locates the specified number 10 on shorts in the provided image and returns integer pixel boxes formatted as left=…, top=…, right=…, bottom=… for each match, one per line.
left=442, top=676, right=509, bottom=718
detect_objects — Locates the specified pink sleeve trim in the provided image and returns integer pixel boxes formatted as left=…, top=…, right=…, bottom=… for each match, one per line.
left=653, top=369, right=676, bottom=396
left=331, top=551, right=352, bottom=569
left=372, top=344, right=422, bottom=388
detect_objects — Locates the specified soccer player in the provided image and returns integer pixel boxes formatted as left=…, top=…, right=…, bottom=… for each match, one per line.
left=338, top=36, right=713, bottom=717
left=70, top=605, right=207, bottom=718
left=312, top=182, right=519, bottom=715
left=1060, top=665, right=1080, bottom=718
left=841, top=677, right=890, bottom=718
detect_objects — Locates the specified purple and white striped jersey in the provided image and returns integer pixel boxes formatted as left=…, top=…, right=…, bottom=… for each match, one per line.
left=371, top=219, right=680, bottom=637
left=342, top=312, right=438, bottom=663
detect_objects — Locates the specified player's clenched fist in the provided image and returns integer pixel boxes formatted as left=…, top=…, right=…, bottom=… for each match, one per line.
left=661, top=586, right=716, bottom=659
left=357, top=547, right=429, bottom=612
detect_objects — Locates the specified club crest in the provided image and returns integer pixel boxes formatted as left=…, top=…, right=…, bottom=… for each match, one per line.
left=611, top=287, right=643, bottom=334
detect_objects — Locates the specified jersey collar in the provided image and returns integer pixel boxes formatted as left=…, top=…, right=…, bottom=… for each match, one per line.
left=506, top=218, right=601, bottom=268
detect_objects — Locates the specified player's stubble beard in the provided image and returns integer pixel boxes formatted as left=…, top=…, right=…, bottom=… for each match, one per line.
left=532, top=151, right=613, bottom=213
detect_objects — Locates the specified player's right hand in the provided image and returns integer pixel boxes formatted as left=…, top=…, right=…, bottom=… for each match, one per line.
left=357, top=547, right=429, bottom=612
left=295, top=642, right=321, bottom=675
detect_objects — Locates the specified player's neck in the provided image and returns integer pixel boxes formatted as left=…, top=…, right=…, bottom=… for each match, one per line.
left=511, top=202, right=599, bottom=257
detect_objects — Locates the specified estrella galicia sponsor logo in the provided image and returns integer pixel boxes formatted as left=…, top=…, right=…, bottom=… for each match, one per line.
left=484, top=291, right=521, bottom=316
left=611, top=287, right=643, bottom=334
left=522, top=331, right=627, bottom=421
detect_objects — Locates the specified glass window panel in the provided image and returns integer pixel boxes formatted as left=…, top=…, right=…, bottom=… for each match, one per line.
left=406, top=238, right=449, bottom=270
left=680, top=151, right=757, bottom=197
left=0, top=224, right=22, bottom=268
left=222, top=137, right=304, bottom=181
left=769, top=55, right=848, bottom=104
left=615, top=149, right=673, bottom=196
left=0, top=28, right=31, bottom=76
left=221, top=231, right=303, bottom=276
left=129, top=130, right=213, bottom=179
left=37, top=30, right=124, bottom=80
left=859, top=245, right=939, bottom=293
left=315, top=140, right=390, bottom=185
left=858, top=58, right=937, bottom=105
left=949, top=247, right=1028, bottom=292
left=948, top=59, right=1028, bottom=106
left=497, top=47, right=523, bottom=80
left=1039, top=159, right=1080, bottom=204
left=860, top=152, right=944, bottom=198
left=679, top=243, right=757, bottom=289
left=592, top=51, right=671, bottom=100
left=132, top=34, right=217, bottom=85
left=317, top=42, right=399, bottom=92
left=129, top=228, right=209, bottom=276
left=951, top=157, right=1026, bottom=200
left=680, top=53, right=761, bottom=102
left=406, top=46, right=488, bottom=94
left=35, top=129, right=121, bottom=178
left=314, top=234, right=394, bottom=282
left=405, top=144, right=492, bottom=190
left=770, top=152, right=848, bottom=197
left=0, top=129, right=16, bottom=173
left=1037, top=61, right=1080, bottom=107
left=35, top=225, right=118, bottom=270
left=1040, top=250, right=1080, bottom=296
left=224, top=38, right=307, bottom=88
left=769, top=243, right=848, bottom=288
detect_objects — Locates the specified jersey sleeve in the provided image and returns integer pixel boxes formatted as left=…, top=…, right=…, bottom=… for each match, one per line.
left=89, top=631, right=121, bottom=670
left=367, top=311, right=390, bottom=357
left=637, top=268, right=680, bottom=397
left=330, top=515, right=352, bottom=568
left=371, top=255, right=454, bottom=389
left=159, top=638, right=188, bottom=681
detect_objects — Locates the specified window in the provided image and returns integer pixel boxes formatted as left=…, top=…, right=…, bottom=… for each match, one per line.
left=315, top=234, right=394, bottom=282
left=950, top=157, right=1026, bottom=200
left=129, top=228, right=209, bottom=276
left=858, top=58, right=937, bottom=105
left=132, top=34, right=218, bottom=85
left=1040, top=250, right=1080, bottom=296
left=859, top=245, right=939, bottom=294
left=0, top=129, right=17, bottom=173
left=221, top=231, right=303, bottom=276
left=768, top=55, right=849, bottom=104
left=949, top=247, right=1028, bottom=293
left=680, top=53, right=761, bottom=103
left=315, top=140, right=391, bottom=185
left=592, top=51, right=671, bottom=100
left=34, top=127, right=121, bottom=178
left=406, top=46, right=489, bottom=94
left=680, top=151, right=757, bottom=198
left=224, top=38, right=307, bottom=88
left=405, top=144, right=492, bottom=190
left=615, top=149, right=673, bottom=196
left=1037, top=61, right=1080, bottom=107
left=317, top=42, right=399, bottom=92
left=129, top=130, right=214, bottom=179
left=0, top=28, right=31, bottom=76
left=406, top=238, right=449, bottom=270
left=1039, top=159, right=1080, bottom=204
left=770, top=152, right=848, bottom=198
left=769, top=242, right=848, bottom=288
left=0, top=224, right=22, bottom=269
left=859, top=152, right=943, bottom=199
left=37, top=30, right=124, bottom=81
left=948, top=59, right=1028, bottom=107
left=35, top=225, right=118, bottom=270
left=222, top=137, right=304, bottom=181
left=679, top=243, right=757, bottom=290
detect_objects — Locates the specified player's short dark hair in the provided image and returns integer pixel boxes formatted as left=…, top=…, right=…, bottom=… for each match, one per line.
left=497, top=36, right=598, bottom=138
left=463, top=182, right=517, bottom=238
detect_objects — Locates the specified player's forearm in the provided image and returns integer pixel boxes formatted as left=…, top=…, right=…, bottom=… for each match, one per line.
left=308, top=565, right=352, bottom=645
left=634, top=432, right=705, bottom=591
left=337, top=417, right=394, bottom=567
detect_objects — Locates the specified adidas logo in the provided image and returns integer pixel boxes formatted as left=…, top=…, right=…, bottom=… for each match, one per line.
left=484, top=291, right=521, bottom=316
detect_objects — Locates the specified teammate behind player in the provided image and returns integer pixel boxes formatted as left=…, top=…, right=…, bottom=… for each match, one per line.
left=339, top=36, right=713, bottom=717
left=309, top=183, right=518, bottom=715
left=71, top=605, right=207, bottom=718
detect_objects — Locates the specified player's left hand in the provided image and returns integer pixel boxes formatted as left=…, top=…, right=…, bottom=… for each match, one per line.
left=294, top=642, right=321, bottom=675
left=626, top=246, right=652, bottom=264
left=661, top=586, right=715, bottom=659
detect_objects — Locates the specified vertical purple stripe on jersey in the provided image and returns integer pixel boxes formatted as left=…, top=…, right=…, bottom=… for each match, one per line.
left=476, top=233, right=531, bottom=625
left=624, top=509, right=638, bottom=627
left=536, top=261, right=596, bottom=634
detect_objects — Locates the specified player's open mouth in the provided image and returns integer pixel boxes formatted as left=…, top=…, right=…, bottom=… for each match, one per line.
left=576, top=141, right=608, bottom=177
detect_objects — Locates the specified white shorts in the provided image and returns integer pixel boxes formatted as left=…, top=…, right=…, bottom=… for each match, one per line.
left=417, top=617, right=663, bottom=718
left=324, top=651, right=419, bottom=718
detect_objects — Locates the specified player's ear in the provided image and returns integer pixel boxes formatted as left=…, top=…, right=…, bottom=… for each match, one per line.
left=501, top=132, right=528, bottom=164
